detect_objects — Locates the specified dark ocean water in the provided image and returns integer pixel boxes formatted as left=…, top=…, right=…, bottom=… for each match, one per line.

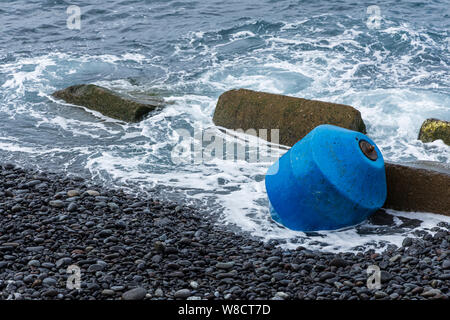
left=0, top=0, right=449, bottom=251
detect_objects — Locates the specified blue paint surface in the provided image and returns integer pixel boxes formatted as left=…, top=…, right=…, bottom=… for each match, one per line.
left=266, top=125, right=387, bottom=231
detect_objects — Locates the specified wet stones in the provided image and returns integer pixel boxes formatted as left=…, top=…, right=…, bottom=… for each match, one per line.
left=96, top=229, right=113, bottom=238
left=442, top=260, right=450, bottom=270
left=402, top=237, right=413, bottom=247
left=42, top=277, right=57, bottom=287
left=329, top=258, right=349, bottom=268
left=85, top=190, right=100, bottom=196
left=216, top=262, right=235, bottom=270
left=49, top=200, right=64, bottom=208
left=67, top=202, right=78, bottom=212
left=122, top=287, right=147, bottom=300
left=67, top=190, right=80, bottom=197
left=319, top=272, right=335, bottom=282
left=189, top=281, right=199, bottom=289
left=154, top=241, right=166, bottom=253
left=174, top=289, right=191, bottom=299
left=55, top=257, right=72, bottom=268
left=0, top=163, right=449, bottom=301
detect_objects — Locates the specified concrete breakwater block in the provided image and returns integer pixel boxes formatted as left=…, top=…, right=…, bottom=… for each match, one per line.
left=212, top=89, right=366, bottom=147
left=52, top=84, right=162, bottom=122
left=213, top=89, right=450, bottom=216
left=384, top=162, right=450, bottom=216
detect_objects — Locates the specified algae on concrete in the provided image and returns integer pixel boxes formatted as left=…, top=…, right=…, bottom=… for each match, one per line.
left=52, top=84, right=160, bottom=122
left=213, top=89, right=366, bottom=147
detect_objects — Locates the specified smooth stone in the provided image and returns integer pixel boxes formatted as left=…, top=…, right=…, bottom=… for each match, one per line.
left=49, top=200, right=64, bottom=208
left=43, top=289, right=58, bottom=297
left=67, top=202, right=78, bottom=212
left=88, top=264, right=105, bottom=272
left=319, top=272, right=335, bottom=282
left=26, top=246, right=44, bottom=252
left=329, top=258, right=349, bottom=268
left=154, top=241, right=166, bottom=253
left=101, top=289, right=115, bottom=296
left=275, top=292, right=290, bottom=299
left=111, top=286, right=125, bottom=291
left=97, top=230, right=113, bottom=238
left=86, top=190, right=100, bottom=196
left=1, top=242, right=20, bottom=247
left=380, top=271, right=393, bottom=283
left=390, top=293, right=400, bottom=299
left=174, top=289, right=191, bottom=299
left=374, top=291, right=388, bottom=299
left=67, top=190, right=80, bottom=197
left=422, top=289, right=441, bottom=297
left=154, top=288, right=164, bottom=297
left=271, top=272, right=285, bottom=281
left=122, top=287, right=147, bottom=300
left=28, top=260, right=41, bottom=267
left=389, top=254, right=402, bottom=263
left=42, top=262, right=55, bottom=269
left=401, top=256, right=414, bottom=264
left=108, top=202, right=119, bottom=210
left=190, top=281, right=199, bottom=289
left=42, top=277, right=57, bottom=287
left=402, top=237, right=413, bottom=247
left=56, top=257, right=72, bottom=268
left=216, top=262, right=235, bottom=270
left=151, top=255, right=162, bottom=263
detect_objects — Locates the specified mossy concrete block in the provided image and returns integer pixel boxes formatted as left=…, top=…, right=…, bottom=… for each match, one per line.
left=212, top=89, right=366, bottom=146
left=418, top=118, right=450, bottom=145
left=52, top=84, right=159, bottom=122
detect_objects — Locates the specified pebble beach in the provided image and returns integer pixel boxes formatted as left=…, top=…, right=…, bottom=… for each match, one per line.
left=0, top=163, right=448, bottom=300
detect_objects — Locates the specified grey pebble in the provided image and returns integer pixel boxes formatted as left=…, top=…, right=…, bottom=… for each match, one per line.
left=122, top=287, right=147, bottom=300
left=174, top=289, right=191, bottom=299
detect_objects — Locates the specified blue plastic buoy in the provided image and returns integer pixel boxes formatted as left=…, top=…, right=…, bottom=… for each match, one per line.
left=265, top=124, right=387, bottom=231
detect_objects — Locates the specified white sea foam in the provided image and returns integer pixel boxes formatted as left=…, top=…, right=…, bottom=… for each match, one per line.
left=231, top=31, right=256, bottom=40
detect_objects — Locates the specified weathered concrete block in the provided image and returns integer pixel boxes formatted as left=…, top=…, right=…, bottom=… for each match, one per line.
left=213, top=89, right=366, bottom=146
left=384, top=162, right=450, bottom=216
left=52, top=84, right=160, bottom=122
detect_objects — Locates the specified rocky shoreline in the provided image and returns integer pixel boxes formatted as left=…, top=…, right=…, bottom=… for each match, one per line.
left=0, top=163, right=448, bottom=300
